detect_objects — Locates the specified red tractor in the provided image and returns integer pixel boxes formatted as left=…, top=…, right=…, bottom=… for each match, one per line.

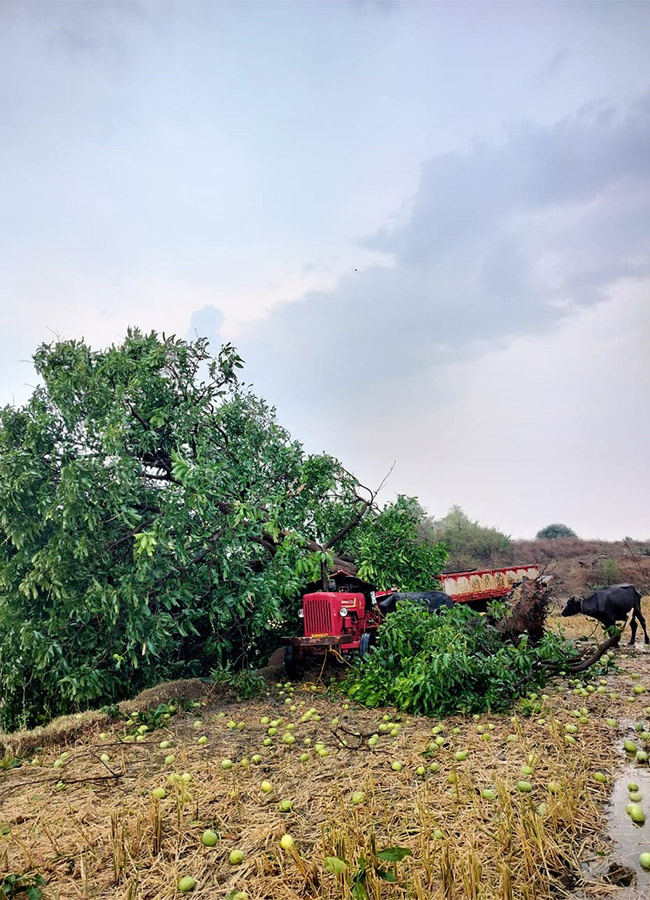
left=282, top=564, right=540, bottom=677
left=282, top=572, right=393, bottom=677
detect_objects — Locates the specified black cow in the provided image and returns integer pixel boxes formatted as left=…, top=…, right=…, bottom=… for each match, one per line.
left=561, top=583, right=649, bottom=645
left=378, top=590, right=454, bottom=616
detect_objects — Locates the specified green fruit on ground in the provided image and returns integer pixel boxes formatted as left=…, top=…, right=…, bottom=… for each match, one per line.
left=198, top=736, right=208, bottom=745
left=629, top=805, right=646, bottom=824
left=593, top=772, right=608, bottom=783
left=193, top=721, right=203, bottom=730
left=433, top=829, right=444, bottom=840
left=251, top=755, right=263, bottom=764
left=164, top=755, right=175, bottom=765
left=481, top=789, right=496, bottom=800
left=605, top=719, right=617, bottom=727
left=159, top=740, right=171, bottom=749
left=624, top=741, right=638, bottom=753
left=181, top=773, right=193, bottom=783
left=263, top=738, right=273, bottom=746
left=390, top=761, right=403, bottom=772
left=178, top=876, right=196, bottom=892
left=429, top=762, right=440, bottom=773
left=261, top=780, right=273, bottom=793
left=416, top=766, right=426, bottom=776
left=636, top=750, right=649, bottom=763
left=352, top=791, right=366, bottom=805
left=454, top=751, right=469, bottom=761
left=260, top=717, right=270, bottom=725
left=517, top=781, right=533, bottom=793
left=299, top=753, right=309, bottom=762
left=280, top=834, right=294, bottom=851
left=629, top=791, right=643, bottom=802
left=640, top=852, right=650, bottom=869
left=221, top=759, right=233, bottom=770
left=201, top=830, right=218, bottom=847
left=520, top=766, right=534, bottom=776
left=151, top=788, right=166, bottom=799
left=100, top=753, right=111, bottom=763
left=229, top=849, right=245, bottom=865
left=279, top=799, right=293, bottom=812
left=629, top=782, right=640, bottom=792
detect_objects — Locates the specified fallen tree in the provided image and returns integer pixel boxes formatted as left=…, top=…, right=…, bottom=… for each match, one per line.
left=0, top=330, right=447, bottom=731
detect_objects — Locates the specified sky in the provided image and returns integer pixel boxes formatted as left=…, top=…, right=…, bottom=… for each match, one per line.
left=1, top=0, right=649, bottom=540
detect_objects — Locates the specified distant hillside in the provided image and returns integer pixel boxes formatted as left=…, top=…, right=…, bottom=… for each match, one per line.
left=487, top=538, right=649, bottom=599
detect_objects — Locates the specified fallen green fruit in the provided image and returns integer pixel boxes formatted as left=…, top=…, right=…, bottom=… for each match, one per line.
left=352, top=791, right=366, bottom=805
left=628, top=804, right=646, bottom=824
left=639, top=851, right=650, bottom=869
left=517, top=781, right=533, bottom=793
left=629, top=782, right=640, bottom=792
left=593, top=772, right=608, bottom=783
left=624, top=740, right=638, bottom=753
left=201, top=830, right=218, bottom=847
left=178, top=876, right=196, bottom=892
left=279, top=799, right=293, bottom=812
left=629, top=791, right=643, bottom=802
left=280, top=834, right=294, bottom=851
left=229, top=849, right=245, bottom=865
left=481, top=789, right=496, bottom=800
left=391, top=761, right=403, bottom=772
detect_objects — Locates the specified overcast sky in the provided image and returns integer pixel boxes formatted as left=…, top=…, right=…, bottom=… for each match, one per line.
left=1, top=1, right=649, bottom=540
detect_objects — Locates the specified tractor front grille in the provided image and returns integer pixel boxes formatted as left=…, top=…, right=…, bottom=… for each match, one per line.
left=304, top=595, right=334, bottom=635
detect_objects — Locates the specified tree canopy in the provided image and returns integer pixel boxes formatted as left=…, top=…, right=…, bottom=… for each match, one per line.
left=0, top=330, right=446, bottom=730
left=535, top=523, right=577, bottom=539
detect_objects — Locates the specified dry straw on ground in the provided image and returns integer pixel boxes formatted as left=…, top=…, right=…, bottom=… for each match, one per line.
left=2, top=611, right=650, bottom=900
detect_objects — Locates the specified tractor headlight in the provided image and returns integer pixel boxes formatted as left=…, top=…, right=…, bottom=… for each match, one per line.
left=298, top=609, right=304, bottom=618
left=339, top=608, right=348, bottom=617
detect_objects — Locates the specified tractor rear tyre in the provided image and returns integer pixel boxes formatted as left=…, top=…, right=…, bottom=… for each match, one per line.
left=283, top=645, right=302, bottom=679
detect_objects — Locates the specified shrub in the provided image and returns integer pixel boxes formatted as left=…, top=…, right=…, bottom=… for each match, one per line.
left=426, top=506, right=511, bottom=571
left=594, top=557, right=621, bottom=587
left=536, top=523, right=577, bottom=539
left=345, top=601, right=574, bottom=717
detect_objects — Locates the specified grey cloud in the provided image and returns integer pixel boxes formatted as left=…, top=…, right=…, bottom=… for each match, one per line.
left=238, top=96, right=650, bottom=410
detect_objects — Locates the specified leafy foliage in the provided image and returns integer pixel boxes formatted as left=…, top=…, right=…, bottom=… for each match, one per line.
left=0, top=330, right=447, bottom=731
left=425, top=506, right=510, bottom=571
left=1, top=874, right=45, bottom=900
left=346, top=601, right=575, bottom=717
left=536, top=523, right=577, bottom=539
left=356, top=496, right=448, bottom=590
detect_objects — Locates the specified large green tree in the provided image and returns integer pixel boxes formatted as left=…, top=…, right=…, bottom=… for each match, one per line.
left=0, top=331, right=445, bottom=730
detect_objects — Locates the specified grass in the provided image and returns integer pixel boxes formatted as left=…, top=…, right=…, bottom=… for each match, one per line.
left=2, top=610, right=650, bottom=899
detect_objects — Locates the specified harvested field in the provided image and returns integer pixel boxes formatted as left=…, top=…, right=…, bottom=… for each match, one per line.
left=2, top=612, right=650, bottom=900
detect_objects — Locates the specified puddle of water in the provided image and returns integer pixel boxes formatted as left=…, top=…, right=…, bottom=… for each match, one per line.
left=594, top=763, right=650, bottom=897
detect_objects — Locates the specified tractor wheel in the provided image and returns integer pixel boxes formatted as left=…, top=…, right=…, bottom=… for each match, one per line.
left=358, top=632, right=373, bottom=661
left=283, top=645, right=302, bottom=679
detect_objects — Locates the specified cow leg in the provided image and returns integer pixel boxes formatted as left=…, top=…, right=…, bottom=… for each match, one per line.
left=628, top=613, right=638, bottom=645
left=635, top=606, right=650, bottom=644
